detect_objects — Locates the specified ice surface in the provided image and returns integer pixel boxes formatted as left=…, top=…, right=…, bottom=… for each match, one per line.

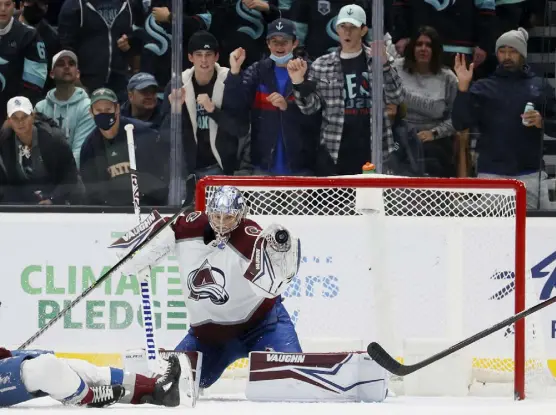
left=3, top=396, right=556, bottom=414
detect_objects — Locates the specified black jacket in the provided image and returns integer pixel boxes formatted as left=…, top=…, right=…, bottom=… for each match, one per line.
left=0, top=114, right=85, bottom=205
left=14, top=12, right=62, bottom=92
left=120, top=99, right=164, bottom=130
left=137, top=0, right=209, bottom=90
left=224, top=57, right=321, bottom=173
left=79, top=116, right=169, bottom=206
left=392, top=0, right=496, bottom=54
left=209, top=0, right=280, bottom=68
left=452, top=65, right=556, bottom=175
left=58, top=0, right=139, bottom=93
left=0, top=19, right=48, bottom=124
left=35, top=19, right=62, bottom=92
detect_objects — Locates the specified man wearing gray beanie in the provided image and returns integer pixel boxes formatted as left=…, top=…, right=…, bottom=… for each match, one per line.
left=451, top=27, right=556, bottom=210
left=495, top=27, right=528, bottom=71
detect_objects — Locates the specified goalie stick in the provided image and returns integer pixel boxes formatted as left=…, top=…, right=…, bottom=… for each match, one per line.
left=125, top=124, right=161, bottom=377
left=367, top=294, right=556, bottom=377
left=17, top=203, right=193, bottom=350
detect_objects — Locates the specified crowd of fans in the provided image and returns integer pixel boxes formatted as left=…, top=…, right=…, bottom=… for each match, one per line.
left=0, top=0, right=552, bottom=209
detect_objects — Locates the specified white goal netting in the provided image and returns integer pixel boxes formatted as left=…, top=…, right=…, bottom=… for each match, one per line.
left=197, top=175, right=555, bottom=399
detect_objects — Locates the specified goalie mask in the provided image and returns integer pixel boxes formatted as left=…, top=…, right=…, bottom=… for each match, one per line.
left=206, top=186, right=247, bottom=246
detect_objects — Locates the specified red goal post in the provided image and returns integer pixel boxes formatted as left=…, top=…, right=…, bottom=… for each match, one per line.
left=195, top=175, right=528, bottom=399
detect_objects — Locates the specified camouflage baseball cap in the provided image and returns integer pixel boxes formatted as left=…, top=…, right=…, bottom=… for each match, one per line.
left=90, top=88, right=118, bottom=105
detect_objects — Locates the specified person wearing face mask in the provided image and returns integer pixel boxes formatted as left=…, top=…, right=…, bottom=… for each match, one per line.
left=79, top=87, right=169, bottom=206
left=17, top=0, right=61, bottom=92
left=224, top=18, right=320, bottom=175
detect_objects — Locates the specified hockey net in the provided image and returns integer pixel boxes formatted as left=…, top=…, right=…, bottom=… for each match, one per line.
left=195, top=175, right=555, bottom=399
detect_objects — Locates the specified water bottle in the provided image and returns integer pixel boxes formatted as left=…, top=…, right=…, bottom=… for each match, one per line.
left=362, top=162, right=376, bottom=174
left=523, top=102, right=535, bottom=126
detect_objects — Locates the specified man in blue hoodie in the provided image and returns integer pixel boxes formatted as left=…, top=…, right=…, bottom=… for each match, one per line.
left=452, top=27, right=556, bottom=210
left=35, top=50, right=96, bottom=168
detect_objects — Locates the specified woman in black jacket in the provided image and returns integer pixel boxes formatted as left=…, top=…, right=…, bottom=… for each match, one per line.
left=0, top=110, right=85, bottom=205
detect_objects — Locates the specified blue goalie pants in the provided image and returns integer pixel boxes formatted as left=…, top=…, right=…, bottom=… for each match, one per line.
left=175, top=299, right=302, bottom=388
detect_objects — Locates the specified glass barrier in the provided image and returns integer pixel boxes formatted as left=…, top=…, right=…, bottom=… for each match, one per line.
left=0, top=0, right=555, bottom=213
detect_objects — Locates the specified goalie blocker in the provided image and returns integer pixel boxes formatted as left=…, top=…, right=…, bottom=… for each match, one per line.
left=123, top=350, right=387, bottom=403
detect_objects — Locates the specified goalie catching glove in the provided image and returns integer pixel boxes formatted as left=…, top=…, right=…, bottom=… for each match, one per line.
left=108, top=211, right=175, bottom=280
left=244, top=224, right=301, bottom=298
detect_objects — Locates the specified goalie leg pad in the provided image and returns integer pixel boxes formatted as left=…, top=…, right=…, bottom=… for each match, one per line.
left=175, top=330, right=247, bottom=388
left=246, top=352, right=388, bottom=403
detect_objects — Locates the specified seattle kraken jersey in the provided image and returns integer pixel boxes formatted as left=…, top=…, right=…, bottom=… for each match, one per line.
left=0, top=18, right=48, bottom=123
left=208, top=0, right=280, bottom=68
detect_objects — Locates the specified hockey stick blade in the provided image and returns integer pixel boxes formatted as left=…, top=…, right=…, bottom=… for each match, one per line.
left=368, top=294, right=556, bottom=377
left=18, top=204, right=193, bottom=350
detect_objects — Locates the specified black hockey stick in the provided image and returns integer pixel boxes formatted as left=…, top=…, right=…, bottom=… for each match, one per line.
left=18, top=202, right=194, bottom=350
left=367, top=294, right=556, bottom=377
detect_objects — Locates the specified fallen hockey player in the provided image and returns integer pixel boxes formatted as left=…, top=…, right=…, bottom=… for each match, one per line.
left=0, top=348, right=182, bottom=408
left=112, top=185, right=388, bottom=402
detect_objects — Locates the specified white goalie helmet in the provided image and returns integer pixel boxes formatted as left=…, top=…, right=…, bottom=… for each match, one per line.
left=206, top=186, right=248, bottom=238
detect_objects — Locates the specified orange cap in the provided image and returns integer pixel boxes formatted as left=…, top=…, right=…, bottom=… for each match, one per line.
left=362, top=162, right=375, bottom=172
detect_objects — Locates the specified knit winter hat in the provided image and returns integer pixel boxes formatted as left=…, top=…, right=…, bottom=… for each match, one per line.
left=188, top=31, right=219, bottom=54
left=496, top=27, right=528, bottom=58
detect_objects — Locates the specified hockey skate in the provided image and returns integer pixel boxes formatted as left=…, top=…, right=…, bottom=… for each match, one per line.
left=151, top=355, right=182, bottom=407
left=85, top=385, right=126, bottom=408
left=176, top=353, right=197, bottom=408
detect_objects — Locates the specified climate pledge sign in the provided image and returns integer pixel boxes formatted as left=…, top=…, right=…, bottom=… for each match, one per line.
left=0, top=213, right=187, bottom=352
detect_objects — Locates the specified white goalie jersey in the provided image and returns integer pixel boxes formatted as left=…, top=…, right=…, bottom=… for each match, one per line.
left=172, top=212, right=299, bottom=343
left=111, top=211, right=300, bottom=344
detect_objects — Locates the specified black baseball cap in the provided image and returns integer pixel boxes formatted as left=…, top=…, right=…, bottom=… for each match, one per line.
left=266, top=18, right=296, bottom=40
left=188, top=31, right=219, bottom=54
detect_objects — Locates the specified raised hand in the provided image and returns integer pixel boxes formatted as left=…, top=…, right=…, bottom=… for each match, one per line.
left=395, top=38, right=410, bottom=56
left=454, top=53, right=474, bottom=91
left=230, top=48, right=246, bottom=75
left=152, top=6, right=170, bottom=22
left=286, top=58, right=307, bottom=84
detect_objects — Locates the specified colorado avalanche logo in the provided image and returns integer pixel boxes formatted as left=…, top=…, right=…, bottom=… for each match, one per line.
left=186, top=211, right=202, bottom=223
left=245, top=226, right=261, bottom=236
left=188, top=259, right=229, bottom=305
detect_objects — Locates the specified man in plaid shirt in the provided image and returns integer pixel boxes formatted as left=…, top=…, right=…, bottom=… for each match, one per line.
left=287, top=4, right=403, bottom=175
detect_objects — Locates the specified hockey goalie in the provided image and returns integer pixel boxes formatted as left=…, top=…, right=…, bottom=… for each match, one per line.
left=112, top=185, right=388, bottom=403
